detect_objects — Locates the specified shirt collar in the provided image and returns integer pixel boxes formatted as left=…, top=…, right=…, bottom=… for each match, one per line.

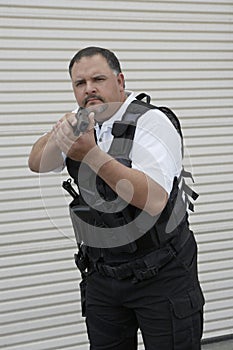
left=96, top=91, right=135, bottom=129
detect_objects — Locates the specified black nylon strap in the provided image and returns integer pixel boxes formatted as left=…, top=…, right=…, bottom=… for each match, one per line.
left=91, top=229, right=191, bottom=282
left=93, top=245, right=174, bottom=281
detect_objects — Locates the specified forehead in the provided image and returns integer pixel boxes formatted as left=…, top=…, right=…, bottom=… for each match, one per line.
left=71, top=54, right=112, bottom=79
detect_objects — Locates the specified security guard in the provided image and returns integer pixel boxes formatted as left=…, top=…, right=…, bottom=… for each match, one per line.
left=28, top=46, right=205, bottom=350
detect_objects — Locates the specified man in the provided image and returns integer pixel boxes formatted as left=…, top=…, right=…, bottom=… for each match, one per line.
left=28, top=46, right=204, bottom=349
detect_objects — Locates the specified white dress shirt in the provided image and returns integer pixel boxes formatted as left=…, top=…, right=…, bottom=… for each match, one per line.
left=90, top=92, right=182, bottom=194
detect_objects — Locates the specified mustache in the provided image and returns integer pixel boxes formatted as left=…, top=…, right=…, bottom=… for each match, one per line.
left=83, top=95, right=105, bottom=106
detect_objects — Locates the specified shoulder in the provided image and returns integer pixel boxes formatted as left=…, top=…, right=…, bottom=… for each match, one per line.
left=136, top=107, right=181, bottom=141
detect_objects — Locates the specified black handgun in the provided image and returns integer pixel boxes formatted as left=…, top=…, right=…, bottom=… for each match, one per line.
left=73, top=107, right=90, bottom=136
left=73, top=104, right=108, bottom=136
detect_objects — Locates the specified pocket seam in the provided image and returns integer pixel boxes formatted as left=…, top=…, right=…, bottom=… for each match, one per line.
left=169, top=286, right=205, bottom=319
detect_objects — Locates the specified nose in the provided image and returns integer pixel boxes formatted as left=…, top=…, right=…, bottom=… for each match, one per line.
left=85, top=80, right=97, bottom=95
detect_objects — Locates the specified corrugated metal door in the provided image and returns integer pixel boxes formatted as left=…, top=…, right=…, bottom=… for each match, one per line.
left=0, top=1, right=232, bottom=348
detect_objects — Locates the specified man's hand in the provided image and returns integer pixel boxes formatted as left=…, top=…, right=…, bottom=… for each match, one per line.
left=53, top=112, right=96, bottom=162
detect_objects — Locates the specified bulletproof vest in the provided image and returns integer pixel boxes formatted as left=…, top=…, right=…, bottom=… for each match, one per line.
left=65, top=95, right=198, bottom=261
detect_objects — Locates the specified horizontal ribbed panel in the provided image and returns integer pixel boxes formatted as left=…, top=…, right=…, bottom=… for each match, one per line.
left=0, top=1, right=232, bottom=348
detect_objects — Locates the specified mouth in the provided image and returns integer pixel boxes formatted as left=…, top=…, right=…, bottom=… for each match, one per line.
left=85, top=96, right=104, bottom=107
left=86, top=99, right=102, bottom=106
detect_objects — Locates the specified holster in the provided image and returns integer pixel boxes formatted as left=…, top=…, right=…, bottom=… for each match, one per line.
left=74, top=244, right=89, bottom=278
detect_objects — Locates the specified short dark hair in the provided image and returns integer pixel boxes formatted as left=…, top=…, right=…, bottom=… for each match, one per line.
left=69, top=46, right=122, bottom=77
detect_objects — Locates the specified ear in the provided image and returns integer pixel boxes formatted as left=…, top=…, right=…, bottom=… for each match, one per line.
left=117, top=72, right=125, bottom=90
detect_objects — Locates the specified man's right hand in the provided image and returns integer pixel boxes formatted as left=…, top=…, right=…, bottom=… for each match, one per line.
left=53, top=112, right=96, bottom=162
left=28, top=112, right=77, bottom=173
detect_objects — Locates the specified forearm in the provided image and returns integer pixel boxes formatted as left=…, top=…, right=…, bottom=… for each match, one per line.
left=84, top=147, right=168, bottom=216
left=28, top=131, right=64, bottom=173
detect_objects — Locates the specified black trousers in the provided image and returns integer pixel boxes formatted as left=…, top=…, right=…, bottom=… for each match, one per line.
left=82, top=233, right=204, bottom=350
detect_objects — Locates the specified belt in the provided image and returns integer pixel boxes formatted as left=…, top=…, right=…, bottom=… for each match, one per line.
left=90, top=228, right=191, bottom=283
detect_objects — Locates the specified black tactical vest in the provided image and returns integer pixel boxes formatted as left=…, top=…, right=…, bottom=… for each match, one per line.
left=65, top=95, right=198, bottom=262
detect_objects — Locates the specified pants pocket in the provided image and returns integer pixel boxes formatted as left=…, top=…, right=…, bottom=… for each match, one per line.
left=176, top=233, right=198, bottom=272
left=169, top=285, right=205, bottom=350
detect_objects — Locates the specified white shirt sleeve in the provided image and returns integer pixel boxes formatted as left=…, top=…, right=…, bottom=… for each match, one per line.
left=131, top=109, right=182, bottom=194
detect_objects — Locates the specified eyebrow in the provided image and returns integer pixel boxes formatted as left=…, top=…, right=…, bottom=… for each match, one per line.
left=74, top=78, right=85, bottom=84
left=74, top=74, right=108, bottom=86
left=93, top=74, right=107, bottom=78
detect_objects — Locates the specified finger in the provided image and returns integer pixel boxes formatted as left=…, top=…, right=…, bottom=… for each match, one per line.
left=54, top=120, right=76, bottom=148
left=87, top=112, right=95, bottom=131
left=61, top=118, right=77, bottom=139
left=67, top=113, right=77, bottom=127
left=54, top=127, right=75, bottom=154
left=53, top=119, right=63, bottom=132
left=53, top=114, right=70, bottom=132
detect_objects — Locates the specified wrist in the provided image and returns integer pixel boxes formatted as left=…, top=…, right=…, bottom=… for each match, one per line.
left=82, top=146, right=113, bottom=173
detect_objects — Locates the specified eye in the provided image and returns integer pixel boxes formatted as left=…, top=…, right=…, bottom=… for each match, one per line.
left=95, top=76, right=106, bottom=82
left=75, top=80, right=85, bottom=87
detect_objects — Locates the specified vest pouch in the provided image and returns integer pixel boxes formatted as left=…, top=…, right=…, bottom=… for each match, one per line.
left=69, top=199, right=126, bottom=249
left=69, top=197, right=91, bottom=222
left=69, top=198, right=101, bottom=246
left=70, top=203, right=109, bottom=248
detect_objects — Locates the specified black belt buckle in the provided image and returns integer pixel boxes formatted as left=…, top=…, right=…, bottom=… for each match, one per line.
left=133, top=266, right=158, bottom=283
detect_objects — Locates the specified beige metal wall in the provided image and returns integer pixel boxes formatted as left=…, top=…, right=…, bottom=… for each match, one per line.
left=0, top=1, right=233, bottom=348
